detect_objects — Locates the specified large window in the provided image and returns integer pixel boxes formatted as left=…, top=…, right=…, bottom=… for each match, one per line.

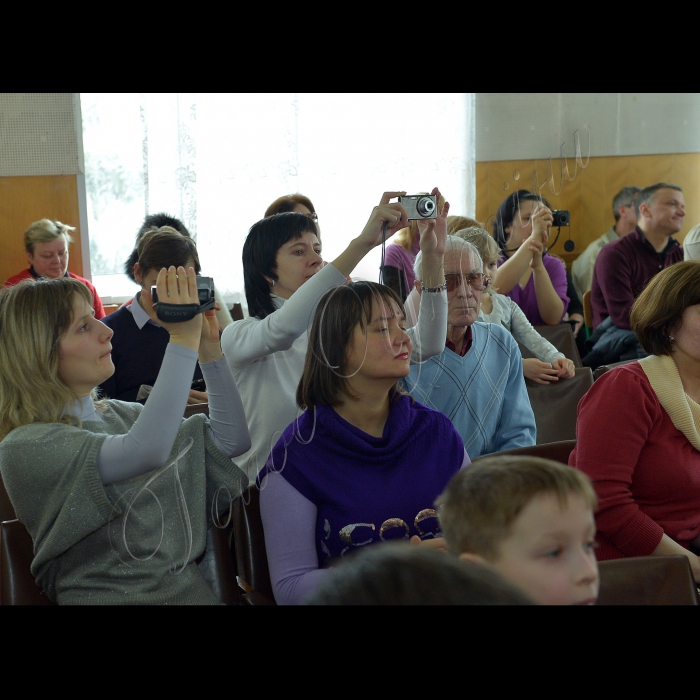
left=82, top=93, right=475, bottom=307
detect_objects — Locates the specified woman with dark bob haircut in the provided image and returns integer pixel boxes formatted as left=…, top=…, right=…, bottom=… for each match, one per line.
left=221, top=190, right=450, bottom=484
left=570, top=260, right=700, bottom=580
left=492, top=190, right=569, bottom=326
left=256, top=281, right=468, bottom=604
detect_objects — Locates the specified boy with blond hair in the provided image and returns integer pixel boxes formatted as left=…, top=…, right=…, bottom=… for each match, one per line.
left=437, top=455, right=600, bottom=605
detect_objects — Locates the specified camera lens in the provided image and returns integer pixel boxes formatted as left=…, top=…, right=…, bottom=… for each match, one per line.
left=416, top=197, right=435, bottom=217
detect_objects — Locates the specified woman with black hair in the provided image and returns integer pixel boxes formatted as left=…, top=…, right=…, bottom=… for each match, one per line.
left=221, top=191, right=449, bottom=482
left=492, top=190, right=569, bottom=326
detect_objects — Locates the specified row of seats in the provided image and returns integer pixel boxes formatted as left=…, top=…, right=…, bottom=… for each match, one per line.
left=1, top=441, right=697, bottom=605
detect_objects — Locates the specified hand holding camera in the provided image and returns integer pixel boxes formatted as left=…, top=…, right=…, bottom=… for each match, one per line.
left=141, top=266, right=205, bottom=353
left=531, top=204, right=554, bottom=242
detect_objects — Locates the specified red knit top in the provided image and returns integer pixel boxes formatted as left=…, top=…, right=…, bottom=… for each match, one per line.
left=569, top=361, right=700, bottom=560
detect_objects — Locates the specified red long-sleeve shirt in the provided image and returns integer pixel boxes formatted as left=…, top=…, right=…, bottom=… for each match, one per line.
left=569, top=361, right=700, bottom=560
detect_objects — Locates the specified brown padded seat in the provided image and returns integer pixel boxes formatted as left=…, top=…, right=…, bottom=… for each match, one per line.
left=0, top=475, right=16, bottom=522
left=525, top=367, right=593, bottom=444
left=593, top=358, right=638, bottom=381
left=233, top=486, right=276, bottom=605
left=0, top=519, right=53, bottom=605
left=472, top=440, right=577, bottom=466
left=518, top=323, right=582, bottom=367
left=597, top=555, right=699, bottom=605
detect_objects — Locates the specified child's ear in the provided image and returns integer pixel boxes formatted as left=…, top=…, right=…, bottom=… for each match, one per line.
left=459, top=552, right=486, bottom=565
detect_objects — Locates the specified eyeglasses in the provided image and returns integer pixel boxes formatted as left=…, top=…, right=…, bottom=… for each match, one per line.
left=445, top=272, right=490, bottom=294
left=305, top=212, right=318, bottom=222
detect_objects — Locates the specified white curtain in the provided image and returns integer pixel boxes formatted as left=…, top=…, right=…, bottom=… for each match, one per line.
left=82, top=93, right=475, bottom=305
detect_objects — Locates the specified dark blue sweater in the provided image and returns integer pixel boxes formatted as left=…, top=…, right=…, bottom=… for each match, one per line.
left=99, top=305, right=203, bottom=402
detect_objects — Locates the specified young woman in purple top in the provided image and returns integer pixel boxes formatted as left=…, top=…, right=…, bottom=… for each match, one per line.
left=492, top=190, right=569, bottom=326
left=257, top=281, right=468, bottom=605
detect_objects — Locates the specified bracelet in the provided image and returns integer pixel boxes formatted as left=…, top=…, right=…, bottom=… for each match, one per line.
left=420, top=281, right=447, bottom=293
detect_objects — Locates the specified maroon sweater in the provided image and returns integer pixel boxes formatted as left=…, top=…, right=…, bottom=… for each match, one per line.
left=590, top=228, right=682, bottom=329
left=569, top=362, right=700, bottom=560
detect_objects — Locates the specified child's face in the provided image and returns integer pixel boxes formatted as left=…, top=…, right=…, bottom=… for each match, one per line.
left=487, top=492, right=599, bottom=605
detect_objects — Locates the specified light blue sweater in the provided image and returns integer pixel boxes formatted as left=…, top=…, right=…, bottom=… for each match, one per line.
left=404, top=322, right=536, bottom=457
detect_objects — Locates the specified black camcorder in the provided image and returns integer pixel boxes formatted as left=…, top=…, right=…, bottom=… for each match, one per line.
left=151, top=275, right=216, bottom=322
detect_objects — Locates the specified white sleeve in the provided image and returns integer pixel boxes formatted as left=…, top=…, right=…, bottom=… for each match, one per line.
left=221, top=263, right=347, bottom=369
left=506, top=297, right=564, bottom=365
left=406, top=289, right=448, bottom=363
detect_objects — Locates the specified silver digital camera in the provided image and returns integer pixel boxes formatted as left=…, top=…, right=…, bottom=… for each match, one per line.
left=398, top=194, right=437, bottom=220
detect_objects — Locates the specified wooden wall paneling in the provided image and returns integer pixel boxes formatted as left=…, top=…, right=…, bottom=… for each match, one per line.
left=0, top=175, right=83, bottom=286
left=476, top=154, right=700, bottom=269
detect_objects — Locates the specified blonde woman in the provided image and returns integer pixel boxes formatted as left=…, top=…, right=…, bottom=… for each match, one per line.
left=461, top=228, right=576, bottom=385
left=4, top=218, right=105, bottom=319
left=0, top=273, right=249, bottom=605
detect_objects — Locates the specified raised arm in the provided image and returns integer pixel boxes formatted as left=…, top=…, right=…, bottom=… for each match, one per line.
left=223, top=192, right=411, bottom=369
left=406, top=188, right=448, bottom=362
left=98, top=267, right=250, bottom=484
left=531, top=248, right=567, bottom=325
left=496, top=205, right=553, bottom=294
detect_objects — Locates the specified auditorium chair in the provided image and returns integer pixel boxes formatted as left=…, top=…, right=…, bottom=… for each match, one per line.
left=582, top=290, right=593, bottom=338
left=233, top=486, right=276, bottom=605
left=525, top=367, right=593, bottom=444
left=518, top=323, right=582, bottom=367
left=0, top=474, right=16, bottom=522
left=592, top=358, right=638, bottom=381
left=0, top=519, right=53, bottom=605
left=0, top=509, right=239, bottom=605
left=472, top=440, right=577, bottom=466
left=597, top=555, right=699, bottom=605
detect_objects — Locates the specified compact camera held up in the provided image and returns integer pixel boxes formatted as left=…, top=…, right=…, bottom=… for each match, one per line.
left=398, top=194, right=438, bottom=220
left=551, top=210, right=570, bottom=227
left=151, top=275, right=216, bottom=322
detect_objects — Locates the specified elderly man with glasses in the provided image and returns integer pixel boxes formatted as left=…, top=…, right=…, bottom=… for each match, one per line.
left=403, top=237, right=536, bottom=458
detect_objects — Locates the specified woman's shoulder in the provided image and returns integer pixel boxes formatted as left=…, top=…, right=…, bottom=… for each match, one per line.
left=583, top=361, right=658, bottom=406
left=402, top=396, right=464, bottom=439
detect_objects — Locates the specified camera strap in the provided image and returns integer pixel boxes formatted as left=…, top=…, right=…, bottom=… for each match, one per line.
left=379, top=221, right=388, bottom=285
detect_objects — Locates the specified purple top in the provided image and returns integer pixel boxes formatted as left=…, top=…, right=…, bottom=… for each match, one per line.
left=257, top=396, right=466, bottom=604
left=498, top=254, right=569, bottom=326
left=383, top=235, right=421, bottom=293
left=591, top=227, right=683, bottom=330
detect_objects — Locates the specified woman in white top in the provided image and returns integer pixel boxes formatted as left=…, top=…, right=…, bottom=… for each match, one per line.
left=221, top=190, right=450, bottom=481
left=464, top=228, right=576, bottom=385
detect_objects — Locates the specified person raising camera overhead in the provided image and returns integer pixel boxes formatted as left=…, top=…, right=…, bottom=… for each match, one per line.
left=222, top=190, right=450, bottom=483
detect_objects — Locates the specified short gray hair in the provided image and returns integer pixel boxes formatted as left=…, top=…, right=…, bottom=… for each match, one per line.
left=414, top=236, right=483, bottom=283
left=634, top=183, right=682, bottom=220
left=612, top=187, right=641, bottom=221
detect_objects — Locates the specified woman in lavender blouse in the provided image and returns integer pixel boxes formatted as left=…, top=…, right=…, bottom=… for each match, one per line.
left=492, top=190, right=569, bottom=326
left=257, top=280, right=468, bottom=605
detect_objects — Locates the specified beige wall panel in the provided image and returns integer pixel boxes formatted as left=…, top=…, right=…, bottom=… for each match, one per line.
left=0, top=175, right=82, bottom=285
left=476, top=154, right=700, bottom=269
